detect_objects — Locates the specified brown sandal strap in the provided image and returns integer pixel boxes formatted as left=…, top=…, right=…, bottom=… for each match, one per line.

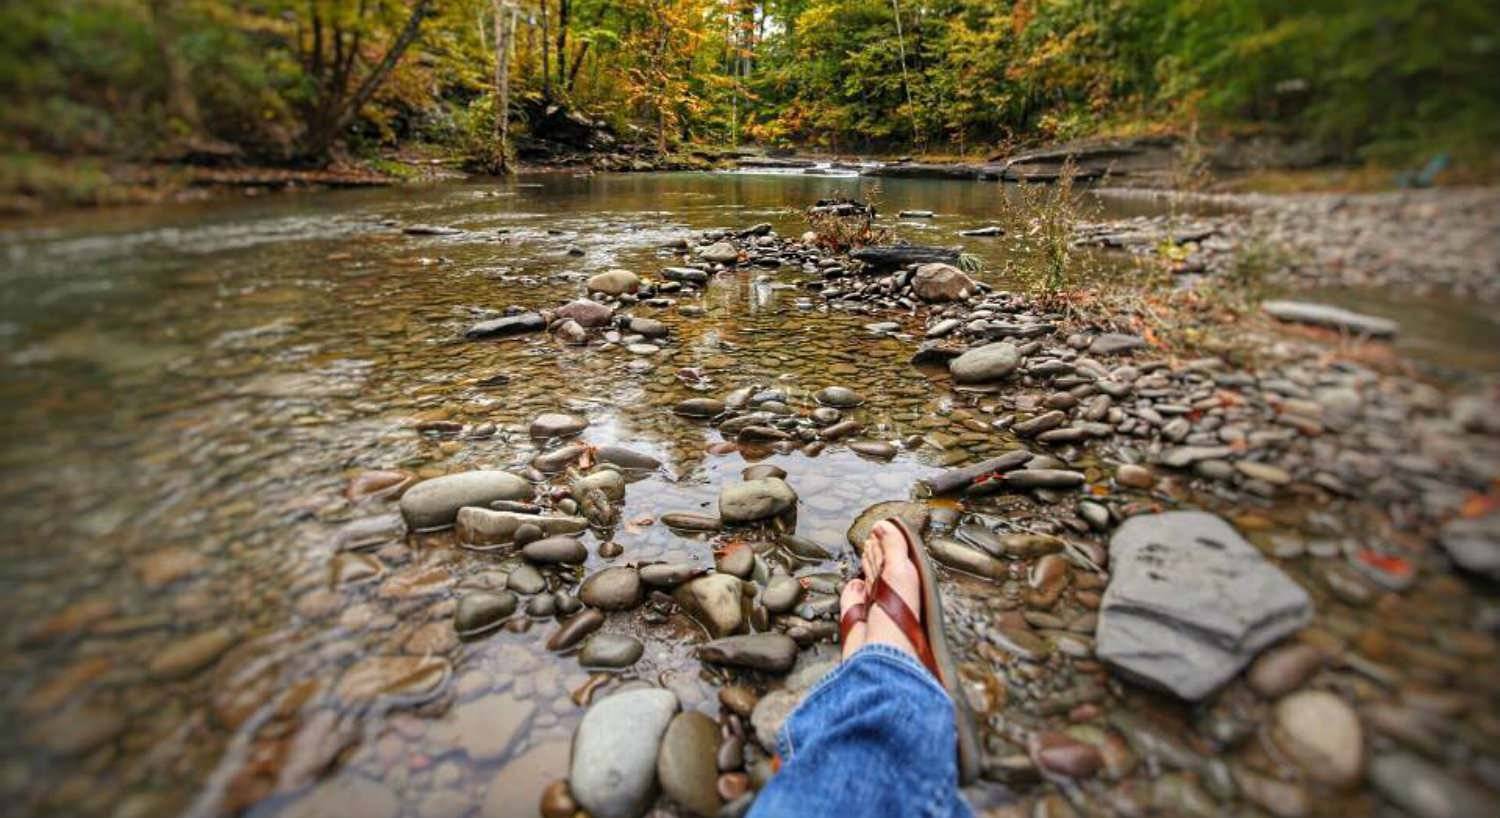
left=871, top=580, right=938, bottom=674
left=838, top=602, right=868, bottom=644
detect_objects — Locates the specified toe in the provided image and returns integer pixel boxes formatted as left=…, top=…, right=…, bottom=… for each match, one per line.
left=840, top=578, right=868, bottom=613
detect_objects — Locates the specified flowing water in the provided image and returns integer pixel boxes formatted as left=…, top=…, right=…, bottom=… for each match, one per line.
left=1, top=172, right=1496, bottom=818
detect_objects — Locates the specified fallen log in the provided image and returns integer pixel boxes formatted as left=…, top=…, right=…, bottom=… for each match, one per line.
left=915, top=449, right=1032, bottom=496
left=849, top=244, right=960, bottom=271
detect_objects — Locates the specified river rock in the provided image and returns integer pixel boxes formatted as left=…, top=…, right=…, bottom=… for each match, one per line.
left=579, top=567, right=643, bottom=610
left=674, top=574, right=747, bottom=637
left=628, top=316, right=668, bottom=338
left=507, top=563, right=546, bottom=594
left=28, top=704, right=125, bottom=756
left=588, top=269, right=641, bottom=295
left=523, top=536, right=588, bottom=564
left=657, top=712, right=724, bottom=816
left=815, top=386, right=864, bottom=407
left=698, top=242, right=739, bottom=263
left=400, top=471, right=533, bottom=530
left=595, top=445, right=662, bottom=471
left=750, top=689, right=800, bottom=752
left=1090, top=333, right=1145, bottom=355
left=283, top=776, right=400, bottom=818
left=149, top=627, right=238, bottom=680
left=911, top=263, right=976, bottom=302
left=554, top=318, right=588, bottom=345
left=1272, top=690, right=1363, bottom=786
left=1096, top=511, right=1313, bottom=699
left=928, top=537, right=1006, bottom=580
left=1262, top=300, right=1398, bottom=337
left=1247, top=643, right=1323, bottom=697
left=762, top=575, right=803, bottom=613
left=556, top=298, right=614, bottom=328
left=530, top=412, right=588, bottom=438
left=466, top=312, right=546, bottom=339
left=640, top=562, right=709, bottom=588
left=455, top=509, right=589, bottom=545
left=699, top=634, right=798, bottom=672
left=570, top=687, right=679, bottom=818
left=579, top=633, right=644, bottom=668
left=949, top=342, right=1020, bottom=383
left=661, top=512, right=722, bottom=532
left=1369, top=751, right=1499, bottom=818
left=719, top=478, right=797, bottom=524
left=547, top=608, right=605, bottom=651
left=455, top=591, right=518, bottom=636
left=846, top=501, right=928, bottom=549
left=433, top=692, right=535, bottom=762
left=1438, top=510, right=1500, bottom=580
left=674, top=398, right=725, bottom=418
left=662, top=266, right=710, bottom=284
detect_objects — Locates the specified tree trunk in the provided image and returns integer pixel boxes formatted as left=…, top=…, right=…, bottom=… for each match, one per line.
left=540, top=0, right=552, bottom=100
left=148, top=0, right=201, bottom=132
left=556, top=0, right=569, bottom=90
left=301, top=0, right=434, bottom=161
left=492, top=0, right=514, bottom=174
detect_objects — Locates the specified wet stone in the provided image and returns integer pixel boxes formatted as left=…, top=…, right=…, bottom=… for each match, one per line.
left=719, top=478, right=797, bottom=524
left=579, top=567, right=643, bottom=610
left=1247, top=643, right=1322, bottom=698
left=530, top=412, right=589, bottom=438
left=523, top=535, right=589, bottom=565
left=507, top=563, right=547, bottom=594
left=400, top=471, right=533, bottom=530
left=675, top=573, right=746, bottom=637
left=579, top=633, right=644, bottom=668
left=815, top=386, right=864, bottom=408
left=454, top=591, right=518, bottom=637
left=700, top=633, right=798, bottom=672
left=950, top=342, right=1021, bottom=383
left=547, top=608, right=605, bottom=651
left=569, top=687, right=680, bottom=818
left=641, top=562, right=709, bottom=588
left=762, top=575, right=804, bottom=613
left=149, top=626, right=239, bottom=680
left=657, top=711, right=724, bottom=816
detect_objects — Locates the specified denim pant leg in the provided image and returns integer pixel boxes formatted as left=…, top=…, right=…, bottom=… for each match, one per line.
left=747, top=643, right=974, bottom=818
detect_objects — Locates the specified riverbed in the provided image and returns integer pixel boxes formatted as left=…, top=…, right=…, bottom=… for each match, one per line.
left=2, top=172, right=1497, bottom=818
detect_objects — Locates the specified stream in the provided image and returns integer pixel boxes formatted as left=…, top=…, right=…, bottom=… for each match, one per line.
left=1, top=172, right=1497, bottom=818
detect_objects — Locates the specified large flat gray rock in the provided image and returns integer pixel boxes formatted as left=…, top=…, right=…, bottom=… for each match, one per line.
left=1096, top=511, right=1312, bottom=700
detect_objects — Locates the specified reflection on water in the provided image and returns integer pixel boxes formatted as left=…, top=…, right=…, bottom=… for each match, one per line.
left=0, top=172, right=1495, bottom=818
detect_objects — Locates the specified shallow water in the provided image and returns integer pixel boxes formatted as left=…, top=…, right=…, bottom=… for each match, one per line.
left=0, top=172, right=1496, bottom=818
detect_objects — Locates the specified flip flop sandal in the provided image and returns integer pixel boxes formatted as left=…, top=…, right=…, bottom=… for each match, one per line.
left=838, top=597, right=869, bottom=646
left=864, top=516, right=983, bottom=786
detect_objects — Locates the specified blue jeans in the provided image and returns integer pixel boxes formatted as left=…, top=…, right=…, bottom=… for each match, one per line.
left=748, top=644, right=975, bottom=818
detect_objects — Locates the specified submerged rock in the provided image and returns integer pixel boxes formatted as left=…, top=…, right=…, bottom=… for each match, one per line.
left=455, top=509, right=589, bottom=545
left=400, top=471, right=533, bottom=530
left=569, top=687, right=679, bottom=818
left=587, top=269, right=641, bottom=295
left=579, top=633, right=644, bottom=668
left=697, top=242, right=739, bottom=263
left=454, top=591, right=518, bottom=637
left=1096, top=511, right=1313, bottom=700
left=465, top=312, right=546, bottom=339
left=719, top=478, right=797, bottom=524
left=530, top=412, right=589, bottom=438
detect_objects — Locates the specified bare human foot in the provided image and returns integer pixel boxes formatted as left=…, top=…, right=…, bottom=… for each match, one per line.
left=863, top=520, right=923, bottom=657
left=838, top=578, right=868, bottom=660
